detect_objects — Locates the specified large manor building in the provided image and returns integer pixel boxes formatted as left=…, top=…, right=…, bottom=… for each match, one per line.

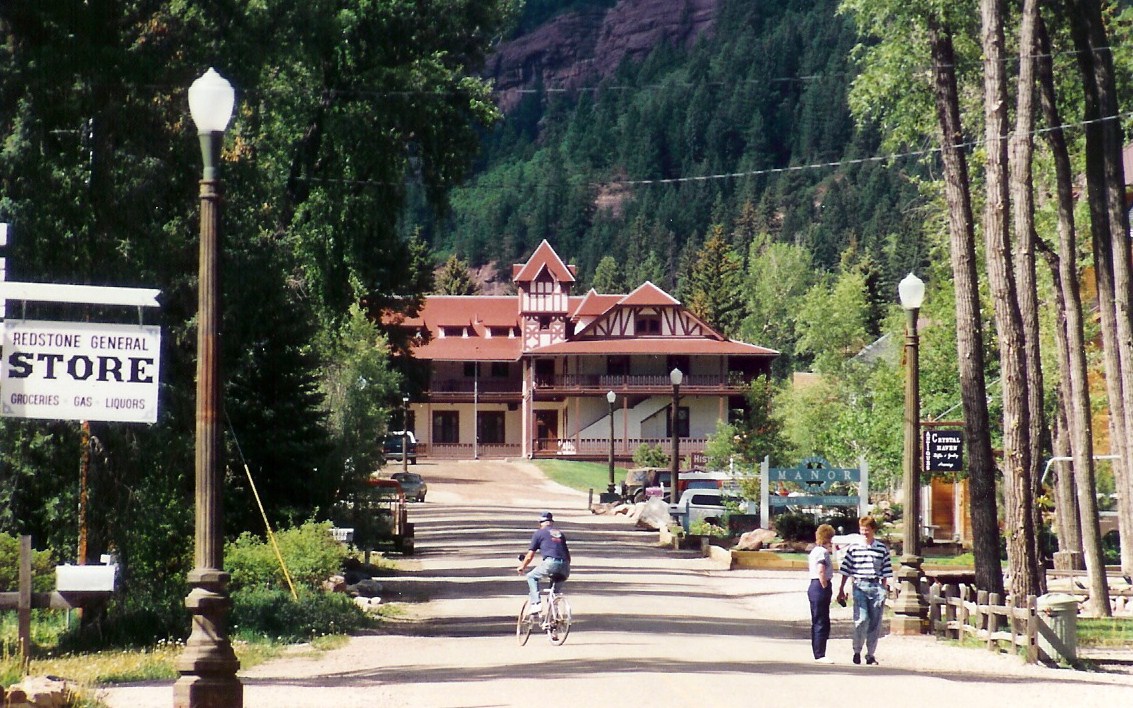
left=391, top=241, right=778, bottom=463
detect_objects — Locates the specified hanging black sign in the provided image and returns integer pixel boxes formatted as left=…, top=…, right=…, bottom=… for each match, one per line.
left=923, top=429, right=963, bottom=473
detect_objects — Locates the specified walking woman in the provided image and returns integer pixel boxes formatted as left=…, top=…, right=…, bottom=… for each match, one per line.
left=808, top=523, right=836, bottom=663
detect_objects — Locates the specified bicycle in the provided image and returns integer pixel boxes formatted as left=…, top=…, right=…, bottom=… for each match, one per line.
left=516, top=572, right=572, bottom=646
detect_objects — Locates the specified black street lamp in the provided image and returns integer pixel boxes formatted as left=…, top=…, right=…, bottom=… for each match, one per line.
left=174, top=68, right=242, bottom=707
left=670, top=368, right=683, bottom=503
left=606, top=390, right=617, bottom=498
left=892, top=272, right=929, bottom=635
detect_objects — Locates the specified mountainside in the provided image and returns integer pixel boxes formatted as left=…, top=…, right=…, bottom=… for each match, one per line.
left=487, top=0, right=719, bottom=112
left=414, top=0, right=929, bottom=335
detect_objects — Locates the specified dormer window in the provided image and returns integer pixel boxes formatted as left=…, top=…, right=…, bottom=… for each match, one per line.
left=538, top=316, right=551, bottom=331
left=489, top=326, right=510, bottom=338
left=441, top=326, right=465, bottom=338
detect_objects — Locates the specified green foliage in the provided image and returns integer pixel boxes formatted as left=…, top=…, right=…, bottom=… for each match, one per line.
left=688, top=519, right=729, bottom=538
left=591, top=255, right=624, bottom=293
left=225, top=521, right=346, bottom=592
left=229, top=586, right=375, bottom=643
left=738, top=234, right=817, bottom=376
left=684, top=227, right=745, bottom=336
left=435, top=254, right=480, bottom=295
left=319, top=305, right=401, bottom=492
left=772, top=512, right=818, bottom=542
left=0, top=534, right=55, bottom=593
left=633, top=443, right=669, bottom=468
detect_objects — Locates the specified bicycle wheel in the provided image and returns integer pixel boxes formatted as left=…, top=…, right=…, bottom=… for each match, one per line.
left=548, top=595, right=571, bottom=645
left=516, top=600, right=535, bottom=646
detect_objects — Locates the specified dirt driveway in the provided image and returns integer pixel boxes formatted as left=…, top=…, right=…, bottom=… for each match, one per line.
left=101, top=460, right=1133, bottom=707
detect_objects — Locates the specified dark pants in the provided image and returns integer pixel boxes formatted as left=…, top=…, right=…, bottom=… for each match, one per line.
left=808, top=578, right=832, bottom=659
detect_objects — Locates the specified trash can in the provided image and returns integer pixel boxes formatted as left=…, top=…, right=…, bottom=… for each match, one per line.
left=1036, top=593, right=1078, bottom=663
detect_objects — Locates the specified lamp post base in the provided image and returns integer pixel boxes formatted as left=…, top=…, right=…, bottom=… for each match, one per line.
left=890, top=554, right=929, bottom=636
left=174, top=570, right=242, bottom=707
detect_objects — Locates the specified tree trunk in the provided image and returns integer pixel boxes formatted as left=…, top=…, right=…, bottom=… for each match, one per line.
left=1008, top=0, right=1046, bottom=592
left=982, top=0, right=1040, bottom=600
left=1067, top=1, right=1118, bottom=615
left=928, top=19, right=1003, bottom=596
left=1083, top=0, right=1133, bottom=582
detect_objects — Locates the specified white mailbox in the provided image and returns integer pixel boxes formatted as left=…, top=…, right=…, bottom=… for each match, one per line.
left=55, top=564, right=117, bottom=592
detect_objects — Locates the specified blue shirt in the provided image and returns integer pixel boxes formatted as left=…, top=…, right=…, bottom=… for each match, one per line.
left=529, top=525, right=570, bottom=561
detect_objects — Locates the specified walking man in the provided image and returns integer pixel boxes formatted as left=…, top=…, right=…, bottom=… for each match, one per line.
left=836, top=515, right=892, bottom=665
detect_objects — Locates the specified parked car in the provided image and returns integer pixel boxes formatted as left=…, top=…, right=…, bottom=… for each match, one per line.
left=383, top=430, right=418, bottom=465
left=669, top=488, right=755, bottom=532
left=391, top=471, right=427, bottom=502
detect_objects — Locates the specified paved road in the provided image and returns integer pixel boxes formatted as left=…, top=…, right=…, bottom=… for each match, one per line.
left=102, top=460, right=1133, bottom=707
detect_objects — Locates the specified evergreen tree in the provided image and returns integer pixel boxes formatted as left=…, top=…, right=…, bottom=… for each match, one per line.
left=684, top=227, right=745, bottom=336
left=591, top=255, right=624, bottom=293
left=436, top=254, right=480, bottom=295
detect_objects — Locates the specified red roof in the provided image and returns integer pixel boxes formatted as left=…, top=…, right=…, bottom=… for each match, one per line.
left=513, top=240, right=576, bottom=283
left=411, top=335, right=523, bottom=362
left=619, top=281, right=679, bottom=307
left=572, top=290, right=621, bottom=319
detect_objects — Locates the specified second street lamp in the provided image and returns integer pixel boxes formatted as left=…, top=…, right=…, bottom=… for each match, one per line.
left=402, top=396, right=410, bottom=474
left=606, top=390, right=617, bottom=499
left=892, top=271, right=929, bottom=635
left=174, top=67, right=242, bottom=708
left=669, top=368, right=683, bottom=503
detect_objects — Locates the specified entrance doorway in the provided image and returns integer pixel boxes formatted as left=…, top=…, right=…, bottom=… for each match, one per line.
left=535, top=411, right=558, bottom=452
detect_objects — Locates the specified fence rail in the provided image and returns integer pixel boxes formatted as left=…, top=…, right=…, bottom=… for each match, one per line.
left=926, top=582, right=1039, bottom=663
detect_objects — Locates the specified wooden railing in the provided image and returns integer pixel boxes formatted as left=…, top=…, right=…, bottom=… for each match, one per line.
left=926, top=582, right=1039, bottom=663
left=536, top=373, right=749, bottom=390
left=534, top=436, right=706, bottom=457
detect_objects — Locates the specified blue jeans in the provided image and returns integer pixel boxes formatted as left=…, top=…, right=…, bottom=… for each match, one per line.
left=851, top=580, right=886, bottom=657
left=526, top=557, right=569, bottom=605
left=807, top=579, right=832, bottom=659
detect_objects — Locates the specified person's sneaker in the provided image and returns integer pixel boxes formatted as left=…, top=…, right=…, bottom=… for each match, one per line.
left=814, top=657, right=834, bottom=664
left=852, top=653, right=861, bottom=665
left=865, top=656, right=879, bottom=665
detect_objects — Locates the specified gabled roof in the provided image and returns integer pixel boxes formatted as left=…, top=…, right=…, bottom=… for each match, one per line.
left=619, top=281, right=679, bottom=307
left=572, top=289, right=621, bottom=319
left=512, top=239, right=576, bottom=283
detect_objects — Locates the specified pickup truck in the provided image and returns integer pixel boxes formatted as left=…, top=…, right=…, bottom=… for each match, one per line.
left=669, top=488, right=757, bottom=532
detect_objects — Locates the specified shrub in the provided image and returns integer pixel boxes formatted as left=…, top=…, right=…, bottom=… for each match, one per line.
left=229, top=586, right=374, bottom=642
left=772, top=512, right=817, bottom=542
left=0, top=534, right=55, bottom=593
left=226, top=520, right=345, bottom=591
left=633, top=443, right=669, bottom=468
left=817, top=510, right=860, bottom=536
left=688, top=519, right=729, bottom=538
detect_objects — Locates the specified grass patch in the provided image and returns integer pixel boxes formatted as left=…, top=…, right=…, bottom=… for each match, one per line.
left=1078, top=616, right=1133, bottom=647
left=531, top=459, right=629, bottom=493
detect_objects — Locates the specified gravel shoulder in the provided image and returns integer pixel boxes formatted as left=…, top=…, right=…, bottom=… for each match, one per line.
left=100, top=460, right=1133, bottom=708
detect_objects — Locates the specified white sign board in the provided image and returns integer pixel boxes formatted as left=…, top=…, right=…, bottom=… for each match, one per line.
left=1, top=320, right=161, bottom=423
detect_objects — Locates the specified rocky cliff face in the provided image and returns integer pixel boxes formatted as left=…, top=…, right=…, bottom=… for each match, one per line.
left=487, top=0, right=719, bottom=112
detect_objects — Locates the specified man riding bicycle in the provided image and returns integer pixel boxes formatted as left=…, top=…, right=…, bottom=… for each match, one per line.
left=516, top=511, right=571, bottom=614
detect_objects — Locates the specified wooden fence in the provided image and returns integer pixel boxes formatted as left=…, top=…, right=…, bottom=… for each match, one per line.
left=926, top=582, right=1040, bottom=663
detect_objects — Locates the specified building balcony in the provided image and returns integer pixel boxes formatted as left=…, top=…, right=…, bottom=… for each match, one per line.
left=534, top=373, right=750, bottom=395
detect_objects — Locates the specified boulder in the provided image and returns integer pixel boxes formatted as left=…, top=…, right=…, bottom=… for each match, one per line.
left=735, top=528, right=777, bottom=551
left=323, top=574, right=347, bottom=593
left=353, top=596, right=383, bottom=613
left=635, top=497, right=671, bottom=531
left=5, top=676, right=71, bottom=708
left=345, top=578, right=383, bottom=598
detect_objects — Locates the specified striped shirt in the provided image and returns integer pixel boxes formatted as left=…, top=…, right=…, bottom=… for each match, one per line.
left=838, top=539, right=893, bottom=581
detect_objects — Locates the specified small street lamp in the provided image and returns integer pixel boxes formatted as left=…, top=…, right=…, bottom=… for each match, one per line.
left=606, top=390, right=617, bottom=499
left=670, top=368, right=683, bottom=503
left=174, top=68, right=243, bottom=707
left=402, top=396, right=410, bottom=473
left=892, top=272, right=929, bottom=635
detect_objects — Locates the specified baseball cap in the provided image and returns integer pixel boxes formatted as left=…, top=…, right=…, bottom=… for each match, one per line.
left=539, top=511, right=553, bottom=523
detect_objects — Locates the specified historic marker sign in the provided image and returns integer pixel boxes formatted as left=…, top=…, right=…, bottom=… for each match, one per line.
left=923, top=429, right=963, bottom=473
left=1, top=319, right=161, bottom=423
